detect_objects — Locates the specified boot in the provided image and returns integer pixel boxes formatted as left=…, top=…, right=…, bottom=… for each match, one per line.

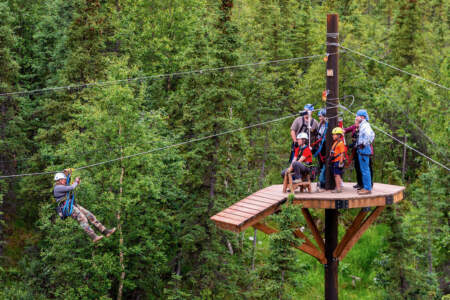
left=358, top=189, right=371, bottom=195
left=92, top=235, right=104, bottom=243
left=103, top=227, right=116, bottom=237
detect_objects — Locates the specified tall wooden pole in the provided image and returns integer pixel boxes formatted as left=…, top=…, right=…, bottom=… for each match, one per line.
left=324, top=14, right=339, bottom=300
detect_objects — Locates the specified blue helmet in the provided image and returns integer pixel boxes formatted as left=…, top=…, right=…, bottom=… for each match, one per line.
left=318, top=108, right=326, bottom=117
left=356, top=109, right=369, bottom=121
left=304, top=104, right=314, bottom=111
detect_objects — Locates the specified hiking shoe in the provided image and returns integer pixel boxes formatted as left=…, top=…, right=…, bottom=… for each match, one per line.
left=357, top=189, right=371, bottom=195
left=353, top=184, right=362, bottom=189
left=316, top=187, right=325, bottom=193
left=92, top=235, right=104, bottom=243
left=103, top=227, right=116, bottom=237
left=331, top=189, right=342, bottom=193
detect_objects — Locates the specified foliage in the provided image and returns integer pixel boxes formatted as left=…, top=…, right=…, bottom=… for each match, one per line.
left=0, top=0, right=448, bottom=299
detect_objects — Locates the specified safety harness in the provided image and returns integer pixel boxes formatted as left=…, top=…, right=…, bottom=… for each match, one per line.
left=56, top=173, right=75, bottom=220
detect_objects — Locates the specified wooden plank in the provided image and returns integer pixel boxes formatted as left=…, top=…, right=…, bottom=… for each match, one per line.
left=228, top=204, right=260, bottom=214
left=239, top=204, right=282, bottom=232
left=210, top=215, right=241, bottom=226
left=333, top=209, right=368, bottom=257
left=232, top=202, right=264, bottom=211
left=217, top=212, right=247, bottom=222
left=294, top=199, right=334, bottom=209
left=251, top=192, right=283, bottom=201
left=225, top=208, right=255, bottom=218
left=246, top=195, right=280, bottom=204
left=214, top=221, right=240, bottom=233
left=241, top=198, right=274, bottom=208
left=337, top=206, right=385, bottom=261
left=252, top=222, right=278, bottom=234
left=255, top=190, right=286, bottom=198
left=302, top=208, right=325, bottom=253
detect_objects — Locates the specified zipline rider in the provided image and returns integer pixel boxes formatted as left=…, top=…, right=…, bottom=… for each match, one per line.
left=53, top=170, right=116, bottom=243
left=289, top=104, right=319, bottom=163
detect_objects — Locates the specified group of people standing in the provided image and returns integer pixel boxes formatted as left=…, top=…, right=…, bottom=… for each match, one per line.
left=282, top=104, right=375, bottom=195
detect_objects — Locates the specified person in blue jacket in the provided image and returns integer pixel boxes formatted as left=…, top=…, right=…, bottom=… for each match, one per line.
left=355, top=110, right=375, bottom=195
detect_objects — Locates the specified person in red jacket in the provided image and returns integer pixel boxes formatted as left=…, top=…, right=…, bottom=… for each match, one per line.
left=282, top=132, right=312, bottom=181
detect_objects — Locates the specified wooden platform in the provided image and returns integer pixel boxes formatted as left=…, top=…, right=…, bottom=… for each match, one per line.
left=210, top=182, right=404, bottom=233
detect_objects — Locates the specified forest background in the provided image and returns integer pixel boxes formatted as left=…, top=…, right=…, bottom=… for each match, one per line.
left=0, top=0, right=448, bottom=299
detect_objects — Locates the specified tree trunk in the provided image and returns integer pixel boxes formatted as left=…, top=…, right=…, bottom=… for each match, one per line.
left=117, top=125, right=126, bottom=300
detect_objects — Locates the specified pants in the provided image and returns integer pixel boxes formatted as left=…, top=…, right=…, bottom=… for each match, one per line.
left=71, top=204, right=106, bottom=239
left=281, top=161, right=310, bottom=180
left=354, top=152, right=373, bottom=187
left=358, top=153, right=372, bottom=191
left=318, top=165, right=326, bottom=188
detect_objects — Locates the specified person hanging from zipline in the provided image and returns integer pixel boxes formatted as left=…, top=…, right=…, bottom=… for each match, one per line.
left=354, top=109, right=375, bottom=195
left=289, top=104, right=319, bottom=163
left=53, top=170, right=116, bottom=243
left=329, top=127, right=346, bottom=193
left=281, top=132, right=313, bottom=181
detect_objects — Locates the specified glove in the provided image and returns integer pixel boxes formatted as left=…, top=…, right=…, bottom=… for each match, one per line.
left=294, top=142, right=299, bottom=148
left=338, top=161, right=344, bottom=168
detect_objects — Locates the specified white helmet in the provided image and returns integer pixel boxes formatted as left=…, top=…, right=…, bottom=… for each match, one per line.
left=297, top=132, right=308, bottom=140
left=54, top=172, right=66, bottom=181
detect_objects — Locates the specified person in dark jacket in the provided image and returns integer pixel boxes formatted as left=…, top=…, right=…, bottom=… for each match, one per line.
left=53, top=171, right=116, bottom=243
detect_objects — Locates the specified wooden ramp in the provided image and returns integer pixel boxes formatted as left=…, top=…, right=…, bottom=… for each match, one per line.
left=210, top=182, right=405, bottom=264
left=210, top=182, right=404, bottom=233
left=210, top=185, right=287, bottom=233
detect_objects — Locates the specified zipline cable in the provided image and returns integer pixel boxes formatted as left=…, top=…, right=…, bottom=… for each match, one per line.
left=339, top=104, right=450, bottom=171
left=340, top=45, right=450, bottom=91
left=0, top=53, right=337, bottom=98
left=0, top=105, right=339, bottom=179
left=344, top=53, right=448, bottom=160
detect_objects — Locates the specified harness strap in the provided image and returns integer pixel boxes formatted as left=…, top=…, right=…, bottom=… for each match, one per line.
left=314, top=123, right=327, bottom=158
left=62, top=173, right=75, bottom=218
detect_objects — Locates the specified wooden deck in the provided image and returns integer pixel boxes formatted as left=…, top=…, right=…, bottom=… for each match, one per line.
left=210, top=182, right=404, bottom=233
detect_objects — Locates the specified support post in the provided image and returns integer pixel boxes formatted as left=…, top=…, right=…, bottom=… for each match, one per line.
left=324, top=13, right=339, bottom=300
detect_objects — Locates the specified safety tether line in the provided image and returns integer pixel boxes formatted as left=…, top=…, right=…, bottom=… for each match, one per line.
left=0, top=53, right=337, bottom=98
left=340, top=105, right=450, bottom=171
left=340, top=45, right=450, bottom=91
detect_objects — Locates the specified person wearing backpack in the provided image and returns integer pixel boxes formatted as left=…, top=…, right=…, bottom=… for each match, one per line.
left=53, top=171, right=116, bottom=243
left=289, top=104, right=319, bottom=163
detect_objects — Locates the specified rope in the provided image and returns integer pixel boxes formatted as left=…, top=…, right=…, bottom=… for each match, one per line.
left=339, top=105, right=450, bottom=171
left=0, top=53, right=335, bottom=98
left=340, top=45, right=450, bottom=91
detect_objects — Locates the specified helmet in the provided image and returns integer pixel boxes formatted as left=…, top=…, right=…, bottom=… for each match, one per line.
left=304, top=104, right=314, bottom=111
left=54, top=172, right=66, bottom=181
left=297, top=132, right=308, bottom=140
left=332, top=127, right=344, bottom=135
left=356, top=109, right=369, bottom=121
left=318, top=108, right=326, bottom=116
